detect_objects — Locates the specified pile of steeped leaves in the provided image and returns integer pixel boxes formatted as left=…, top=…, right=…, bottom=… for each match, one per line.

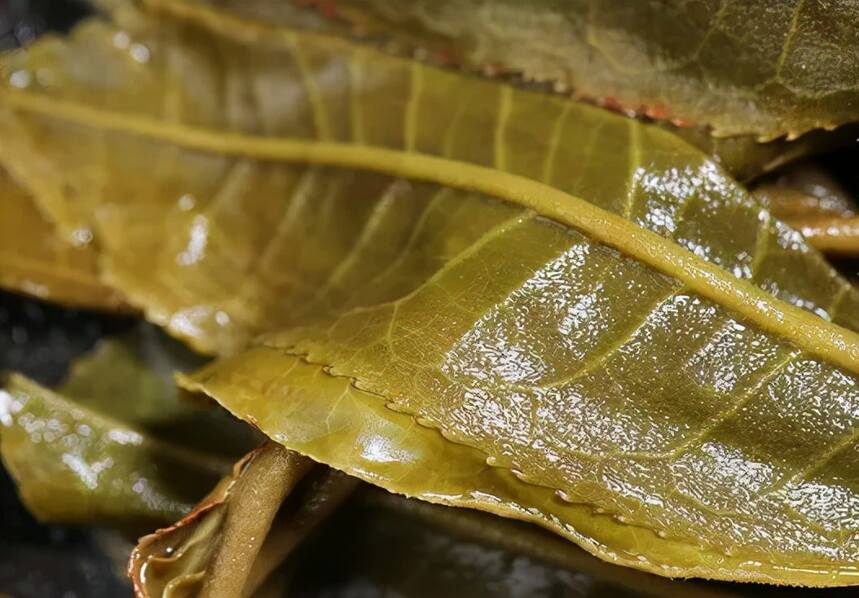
left=2, top=1, right=859, bottom=596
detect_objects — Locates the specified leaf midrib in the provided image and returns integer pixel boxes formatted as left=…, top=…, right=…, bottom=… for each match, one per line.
left=2, top=88, right=858, bottom=374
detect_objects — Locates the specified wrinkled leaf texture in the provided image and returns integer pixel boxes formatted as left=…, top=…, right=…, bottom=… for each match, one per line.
left=1, top=0, right=859, bottom=586
left=318, top=0, right=859, bottom=140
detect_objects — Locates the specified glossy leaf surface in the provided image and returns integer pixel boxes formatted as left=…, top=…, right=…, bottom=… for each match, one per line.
left=0, top=327, right=257, bottom=529
left=319, top=0, right=859, bottom=140
left=0, top=373, right=226, bottom=527
left=0, top=166, right=125, bottom=310
left=2, top=3, right=859, bottom=586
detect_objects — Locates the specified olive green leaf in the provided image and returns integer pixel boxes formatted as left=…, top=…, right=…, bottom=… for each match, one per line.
left=60, top=326, right=261, bottom=457
left=2, top=2, right=859, bottom=586
left=58, top=325, right=204, bottom=424
left=0, top=373, right=227, bottom=528
left=0, top=328, right=257, bottom=529
left=311, top=0, right=859, bottom=140
left=129, top=443, right=355, bottom=598
left=0, top=166, right=126, bottom=310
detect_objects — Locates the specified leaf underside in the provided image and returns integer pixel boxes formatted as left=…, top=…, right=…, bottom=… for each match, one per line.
left=319, top=0, right=859, bottom=140
left=0, top=0, right=858, bottom=586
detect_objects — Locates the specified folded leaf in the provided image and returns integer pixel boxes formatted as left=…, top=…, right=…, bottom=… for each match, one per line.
left=3, top=3, right=859, bottom=586
left=314, top=0, right=859, bottom=140
left=0, top=166, right=126, bottom=310
left=0, top=373, right=227, bottom=527
left=129, top=443, right=354, bottom=598
left=1, top=2, right=856, bottom=355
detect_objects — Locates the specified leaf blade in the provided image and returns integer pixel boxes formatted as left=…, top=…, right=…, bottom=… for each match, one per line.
left=313, top=0, right=859, bottom=139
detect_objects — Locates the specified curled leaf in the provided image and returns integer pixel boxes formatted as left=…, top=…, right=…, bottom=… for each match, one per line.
left=129, top=443, right=355, bottom=598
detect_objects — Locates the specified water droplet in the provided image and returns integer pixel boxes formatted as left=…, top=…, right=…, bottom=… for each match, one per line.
left=215, top=311, right=231, bottom=326
left=71, top=228, right=94, bottom=246
left=113, top=31, right=130, bottom=50
left=9, top=70, right=31, bottom=89
left=178, top=193, right=196, bottom=211
left=130, top=43, right=151, bottom=64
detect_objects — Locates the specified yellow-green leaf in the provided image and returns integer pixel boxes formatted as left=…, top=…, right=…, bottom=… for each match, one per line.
left=180, top=339, right=859, bottom=587
left=0, top=373, right=226, bottom=528
left=0, top=327, right=257, bottom=529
